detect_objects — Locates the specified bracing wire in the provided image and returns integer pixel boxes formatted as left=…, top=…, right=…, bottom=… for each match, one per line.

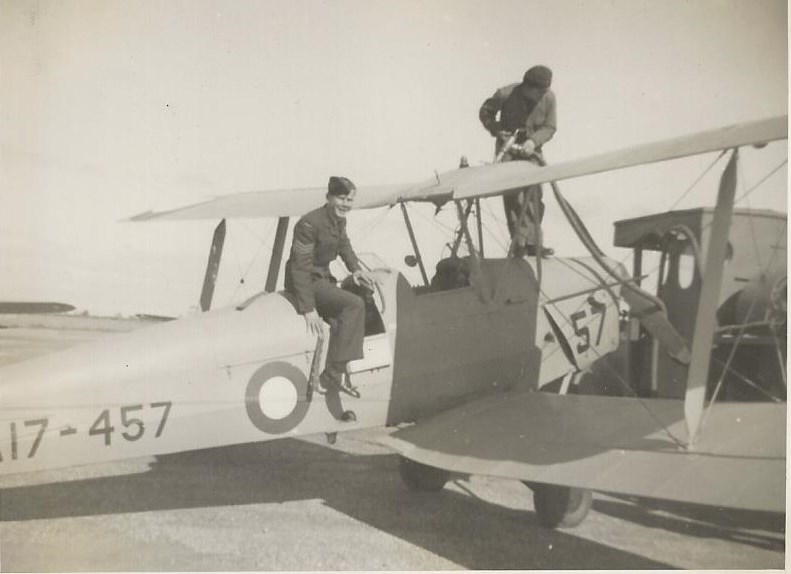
left=735, top=158, right=788, bottom=204
left=537, top=149, right=787, bottom=445
left=702, top=220, right=788, bottom=421
left=737, top=155, right=765, bottom=270
left=666, top=150, right=728, bottom=211
left=355, top=205, right=396, bottom=243
left=229, top=218, right=275, bottom=302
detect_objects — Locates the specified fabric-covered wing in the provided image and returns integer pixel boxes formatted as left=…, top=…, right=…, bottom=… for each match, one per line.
left=453, top=115, right=788, bottom=199
left=130, top=115, right=786, bottom=221
left=379, top=392, right=786, bottom=513
left=129, top=184, right=408, bottom=221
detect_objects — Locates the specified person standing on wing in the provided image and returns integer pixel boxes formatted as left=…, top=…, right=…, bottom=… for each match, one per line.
left=285, top=176, right=376, bottom=397
left=479, top=65, right=556, bottom=257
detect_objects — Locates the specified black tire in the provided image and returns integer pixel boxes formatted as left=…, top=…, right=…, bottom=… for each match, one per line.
left=398, top=457, right=450, bottom=492
left=529, top=483, right=593, bottom=528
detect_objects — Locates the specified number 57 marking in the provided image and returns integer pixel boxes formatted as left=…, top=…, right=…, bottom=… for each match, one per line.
left=570, top=295, right=608, bottom=354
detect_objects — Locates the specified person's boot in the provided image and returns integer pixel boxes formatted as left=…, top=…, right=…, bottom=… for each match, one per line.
left=524, top=245, right=554, bottom=258
left=320, top=362, right=360, bottom=398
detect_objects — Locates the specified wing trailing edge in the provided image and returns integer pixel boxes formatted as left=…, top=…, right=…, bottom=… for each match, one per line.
left=129, top=115, right=786, bottom=221
left=380, top=392, right=785, bottom=513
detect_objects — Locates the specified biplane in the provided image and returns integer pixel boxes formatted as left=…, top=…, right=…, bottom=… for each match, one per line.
left=0, top=116, right=785, bottom=529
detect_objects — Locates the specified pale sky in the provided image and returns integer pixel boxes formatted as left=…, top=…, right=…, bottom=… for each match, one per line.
left=1, top=0, right=787, bottom=316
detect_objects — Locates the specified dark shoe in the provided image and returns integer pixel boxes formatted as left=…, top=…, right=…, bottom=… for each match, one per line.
left=320, top=370, right=361, bottom=399
left=524, top=245, right=554, bottom=258
left=338, top=373, right=361, bottom=399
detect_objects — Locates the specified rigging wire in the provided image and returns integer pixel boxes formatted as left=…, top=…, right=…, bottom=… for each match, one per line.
left=355, top=205, right=396, bottom=243
left=737, top=156, right=765, bottom=270
left=229, top=218, right=275, bottom=302
left=481, top=197, right=512, bottom=247
left=623, top=157, right=787, bottom=304
left=666, top=150, right=728, bottom=212
left=533, top=149, right=787, bottom=446
left=594, top=152, right=785, bottom=287
left=710, top=357, right=784, bottom=403
left=702, top=219, right=788, bottom=421
left=406, top=202, right=459, bottom=236
left=593, top=154, right=787, bottom=311
left=734, top=158, right=787, bottom=204
left=479, top=219, right=509, bottom=251
left=624, top=158, right=786, bottom=406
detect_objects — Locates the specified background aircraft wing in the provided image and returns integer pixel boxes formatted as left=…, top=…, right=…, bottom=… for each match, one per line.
left=379, top=391, right=785, bottom=513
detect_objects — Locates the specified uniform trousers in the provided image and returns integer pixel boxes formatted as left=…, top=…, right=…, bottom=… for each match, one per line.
left=498, top=154, right=545, bottom=247
left=311, top=277, right=365, bottom=365
left=503, top=185, right=544, bottom=247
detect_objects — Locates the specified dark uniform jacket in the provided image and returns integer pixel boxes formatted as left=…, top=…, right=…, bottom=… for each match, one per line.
left=286, top=204, right=360, bottom=314
left=479, top=84, right=557, bottom=151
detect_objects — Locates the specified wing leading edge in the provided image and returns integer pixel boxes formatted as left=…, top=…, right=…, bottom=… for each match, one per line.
left=130, top=115, right=786, bottom=221
left=379, top=392, right=785, bottom=513
left=128, top=185, right=406, bottom=221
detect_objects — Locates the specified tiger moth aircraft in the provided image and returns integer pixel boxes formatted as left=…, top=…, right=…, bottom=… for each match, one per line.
left=0, top=116, right=786, bottom=529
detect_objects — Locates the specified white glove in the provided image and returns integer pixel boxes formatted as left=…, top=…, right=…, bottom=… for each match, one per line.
left=352, top=269, right=378, bottom=290
left=512, top=140, right=536, bottom=157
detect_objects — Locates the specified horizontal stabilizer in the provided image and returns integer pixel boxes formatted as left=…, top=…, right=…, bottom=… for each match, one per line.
left=380, top=392, right=785, bottom=513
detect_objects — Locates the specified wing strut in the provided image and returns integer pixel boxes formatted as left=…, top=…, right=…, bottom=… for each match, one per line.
left=199, top=219, right=226, bottom=312
left=455, top=200, right=489, bottom=303
left=450, top=200, right=474, bottom=257
left=475, top=198, right=484, bottom=258
left=265, top=217, right=290, bottom=293
left=684, top=150, right=739, bottom=446
left=400, top=203, right=429, bottom=286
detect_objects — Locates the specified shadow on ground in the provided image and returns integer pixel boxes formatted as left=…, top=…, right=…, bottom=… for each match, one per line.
left=593, top=495, right=784, bottom=552
left=0, top=438, right=757, bottom=570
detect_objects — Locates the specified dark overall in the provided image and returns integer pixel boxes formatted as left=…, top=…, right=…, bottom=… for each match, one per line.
left=480, top=84, right=557, bottom=247
left=285, top=204, right=365, bottom=364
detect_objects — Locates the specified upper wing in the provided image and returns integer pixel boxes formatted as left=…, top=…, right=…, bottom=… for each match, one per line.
left=129, top=185, right=407, bottom=221
left=453, top=115, right=788, bottom=199
left=379, top=391, right=786, bottom=513
left=130, top=115, right=786, bottom=221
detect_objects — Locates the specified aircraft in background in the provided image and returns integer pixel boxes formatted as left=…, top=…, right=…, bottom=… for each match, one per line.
left=0, top=116, right=785, bottom=529
left=0, top=302, right=75, bottom=314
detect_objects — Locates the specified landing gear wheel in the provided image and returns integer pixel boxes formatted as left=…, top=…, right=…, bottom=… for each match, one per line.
left=398, top=457, right=450, bottom=492
left=527, top=483, right=593, bottom=528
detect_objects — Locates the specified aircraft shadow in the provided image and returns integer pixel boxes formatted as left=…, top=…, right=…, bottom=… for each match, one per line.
left=592, top=496, right=785, bottom=552
left=2, top=438, right=677, bottom=569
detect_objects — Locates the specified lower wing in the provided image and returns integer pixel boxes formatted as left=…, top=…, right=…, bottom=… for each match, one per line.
left=379, top=392, right=785, bottom=513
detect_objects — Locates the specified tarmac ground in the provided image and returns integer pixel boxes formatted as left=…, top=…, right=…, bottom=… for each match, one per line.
left=0, top=429, right=785, bottom=571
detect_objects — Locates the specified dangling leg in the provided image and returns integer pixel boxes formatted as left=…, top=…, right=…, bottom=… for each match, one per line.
left=314, top=280, right=365, bottom=398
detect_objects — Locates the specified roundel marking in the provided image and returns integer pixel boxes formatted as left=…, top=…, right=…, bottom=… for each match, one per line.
left=245, top=361, right=310, bottom=435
